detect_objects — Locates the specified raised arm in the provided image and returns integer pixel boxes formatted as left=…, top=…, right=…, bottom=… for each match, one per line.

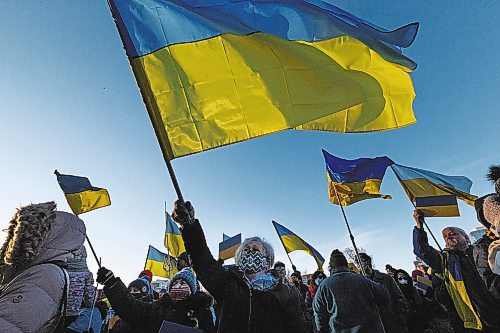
left=412, top=210, right=442, bottom=272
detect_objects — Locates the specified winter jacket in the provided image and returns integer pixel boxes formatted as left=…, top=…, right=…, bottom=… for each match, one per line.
left=181, top=219, right=307, bottom=333
left=413, top=227, right=500, bottom=331
left=66, top=246, right=95, bottom=316
left=104, top=278, right=215, bottom=333
left=0, top=203, right=86, bottom=333
left=313, top=267, right=389, bottom=333
left=472, top=233, right=500, bottom=301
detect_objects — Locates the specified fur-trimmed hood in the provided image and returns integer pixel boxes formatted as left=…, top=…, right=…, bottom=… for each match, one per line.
left=0, top=202, right=86, bottom=270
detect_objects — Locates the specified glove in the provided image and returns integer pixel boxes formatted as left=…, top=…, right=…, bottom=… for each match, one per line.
left=97, top=267, right=116, bottom=286
left=172, top=200, right=195, bottom=225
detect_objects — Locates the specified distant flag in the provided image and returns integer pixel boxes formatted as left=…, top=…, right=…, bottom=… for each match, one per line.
left=144, top=245, right=178, bottom=279
left=223, top=234, right=231, bottom=242
left=272, top=221, right=324, bottom=270
left=109, top=0, right=418, bottom=160
left=322, top=150, right=394, bottom=206
left=391, top=164, right=477, bottom=215
left=54, top=170, right=111, bottom=215
left=164, top=212, right=186, bottom=258
left=219, top=233, right=242, bottom=260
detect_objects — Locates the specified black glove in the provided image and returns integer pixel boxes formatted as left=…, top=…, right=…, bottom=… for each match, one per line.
left=172, top=200, right=195, bottom=225
left=97, top=266, right=116, bottom=286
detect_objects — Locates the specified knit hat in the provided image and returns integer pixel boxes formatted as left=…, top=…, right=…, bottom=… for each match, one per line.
left=128, top=278, right=152, bottom=297
left=329, top=249, right=348, bottom=269
left=139, top=269, right=153, bottom=283
left=483, top=165, right=500, bottom=230
left=274, top=261, right=285, bottom=269
left=170, top=267, right=197, bottom=294
left=178, top=252, right=191, bottom=266
left=291, top=271, right=302, bottom=279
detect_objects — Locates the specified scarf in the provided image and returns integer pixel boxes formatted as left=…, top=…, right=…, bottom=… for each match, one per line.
left=309, top=283, right=318, bottom=299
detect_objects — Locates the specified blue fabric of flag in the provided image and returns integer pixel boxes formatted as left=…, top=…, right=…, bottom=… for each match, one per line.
left=165, top=213, right=182, bottom=235
left=110, top=0, right=418, bottom=69
left=219, top=234, right=242, bottom=252
left=322, top=149, right=394, bottom=183
left=56, top=174, right=102, bottom=194
left=148, top=245, right=166, bottom=262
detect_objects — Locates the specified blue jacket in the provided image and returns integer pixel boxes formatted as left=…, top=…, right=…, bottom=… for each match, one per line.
left=313, top=268, right=389, bottom=333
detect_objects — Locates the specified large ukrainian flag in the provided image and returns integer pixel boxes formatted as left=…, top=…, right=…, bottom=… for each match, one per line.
left=55, top=170, right=111, bottom=215
left=145, top=245, right=178, bottom=278
left=272, top=221, right=324, bottom=270
left=323, top=150, right=393, bottom=206
left=164, top=212, right=186, bottom=258
left=109, top=0, right=419, bottom=160
left=391, top=164, right=477, bottom=206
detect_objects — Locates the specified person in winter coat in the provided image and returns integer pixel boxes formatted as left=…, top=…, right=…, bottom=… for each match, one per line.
left=171, top=200, right=307, bottom=333
left=65, top=246, right=96, bottom=319
left=97, top=265, right=215, bottom=333
left=473, top=165, right=500, bottom=300
left=0, top=202, right=86, bottom=333
left=313, top=249, right=389, bottom=333
left=394, top=269, right=423, bottom=333
left=357, top=252, right=410, bottom=333
left=413, top=210, right=500, bottom=332
left=291, top=270, right=309, bottom=301
left=306, top=270, right=327, bottom=333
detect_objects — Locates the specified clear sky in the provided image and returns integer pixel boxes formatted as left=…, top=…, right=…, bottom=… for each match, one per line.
left=1, top=0, right=499, bottom=284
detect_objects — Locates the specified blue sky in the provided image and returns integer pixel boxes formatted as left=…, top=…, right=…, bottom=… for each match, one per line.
left=1, top=0, right=499, bottom=284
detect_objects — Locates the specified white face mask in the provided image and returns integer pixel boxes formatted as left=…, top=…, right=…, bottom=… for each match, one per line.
left=493, top=252, right=500, bottom=275
left=398, top=278, right=408, bottom=285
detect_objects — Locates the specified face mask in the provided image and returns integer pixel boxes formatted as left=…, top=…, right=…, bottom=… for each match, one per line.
left=238, top=249, right=269, bottom=274
left=169, top=282, right=191, bottom=300
left=398, top=278, right=408, bottom=285
left=315, top=278, right=324, bottom=285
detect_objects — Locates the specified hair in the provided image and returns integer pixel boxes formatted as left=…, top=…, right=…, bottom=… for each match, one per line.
left=312, top=270, right=327, bottom=280
left=442, top=227, right=471, bottom=245
left=235, top=236, right=275, bottom=266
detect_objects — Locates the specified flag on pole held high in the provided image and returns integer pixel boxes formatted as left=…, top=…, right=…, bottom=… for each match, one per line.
left=391, top=164, right=477, bottom=217
left=145, top=245, right=178, bottom=279
left=55, top=170, right=111, bottom=215
left=109, top=0, right=418, bottom=160
left=322, top=150, right=394, bottom=206
left=219, top=233, right=242, bottom=260
left=272, top=221, right=324, bottom=270
left=164, top=212, right=186, bottom=258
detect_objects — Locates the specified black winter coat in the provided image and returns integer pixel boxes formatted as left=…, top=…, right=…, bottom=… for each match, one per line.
left=104, top=278, right=215, bottom=333
left=473, top=234, right=500, bottom=301
left=182, top=219, right=307, bottom=333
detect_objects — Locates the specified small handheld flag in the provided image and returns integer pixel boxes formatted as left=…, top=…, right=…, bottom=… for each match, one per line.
left=54, top=170, right=111, bottom=215
left=164, top=212, right=186, bottom=258
left=145, top=245, right=178, bottom=279
left=219, top=234, right=242, bottom=260
left=272, top=221, right=324, bottom=270
left=322, top=150, right=393, bottom=206
left=415, top=195, right=459, bottom=217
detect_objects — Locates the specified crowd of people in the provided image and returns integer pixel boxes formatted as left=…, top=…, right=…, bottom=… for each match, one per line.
left=1, top=166, right=500, bottom=333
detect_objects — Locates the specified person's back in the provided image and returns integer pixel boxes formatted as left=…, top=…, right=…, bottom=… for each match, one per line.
left=313, top=250, right=389, bottom=333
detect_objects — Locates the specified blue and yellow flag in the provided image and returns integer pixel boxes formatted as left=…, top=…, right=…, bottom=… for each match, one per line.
left=109, top=0, right=418, bottom=160
left=322, top=150, right=393, bottom=206
left=55, top=170, right=111, bottom=215
left=145, top=245, right=178, bottom=279
left=415, top=195, right=460, bottom=217
left=391, top=164, right=477, bottom=207
left=164, top=212, right=186, bottom=258
left=219, top=233, right=242, bottom=260
left=272, top=221, right=324, bottom=270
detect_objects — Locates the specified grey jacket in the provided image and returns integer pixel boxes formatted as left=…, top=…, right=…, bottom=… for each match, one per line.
left=313, top=268, right=389, bottom=333
left=0, top=203, right=86, bottom=333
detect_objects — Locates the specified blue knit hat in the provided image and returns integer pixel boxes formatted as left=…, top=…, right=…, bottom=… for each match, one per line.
left=128, top=278, right=153, bottom=296
left=170, top=267, right=197, bottom=294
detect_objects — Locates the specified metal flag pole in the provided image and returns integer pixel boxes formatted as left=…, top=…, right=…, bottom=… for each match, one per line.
left=332, top=187, right=366, bottom=276
left=390, top=166, right=443, bottom=252
left=85, top=234, right=102, bottom=269
left=272, top=221, right=297, bottom=271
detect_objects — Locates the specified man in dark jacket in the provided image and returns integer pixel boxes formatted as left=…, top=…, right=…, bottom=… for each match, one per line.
left=172, top=200, right=306, bottom=333
left=313, top=249, right=389, bottom=333
left=357, top=252, right=409, bottom=333
left=412, top=210, right=500, bottom=332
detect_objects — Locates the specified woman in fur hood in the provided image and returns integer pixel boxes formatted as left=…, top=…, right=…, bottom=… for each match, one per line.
left=0, top=202, right=86, bottom=333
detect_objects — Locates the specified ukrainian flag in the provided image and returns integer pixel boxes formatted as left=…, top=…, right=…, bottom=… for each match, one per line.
left=322, top=150, right=393, bottom=206
left=415, top=195, right=460, bottom=217
left=55, top=170, right=111, bottom=215
left=272, top=221, right=324, bottom=269
left=164, top=212, right=186, bottom=258
left=219, top=233, right=242, bottom=260
left=109, top=0, right=418, bottom=160
left=144, top=245, right=178, bottom=278
left=391, top=164, right=477, bottom=206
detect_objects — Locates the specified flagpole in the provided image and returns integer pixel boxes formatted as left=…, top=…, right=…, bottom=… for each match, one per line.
left=85, top=235, right=102, bottom=269
left=332, top=189, right=366, bottom=277
left=165, top=201, right=172, bottom=278
left=390, top=166, right=443, bottom=252
left=272, top=221, right=296, bottom=270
